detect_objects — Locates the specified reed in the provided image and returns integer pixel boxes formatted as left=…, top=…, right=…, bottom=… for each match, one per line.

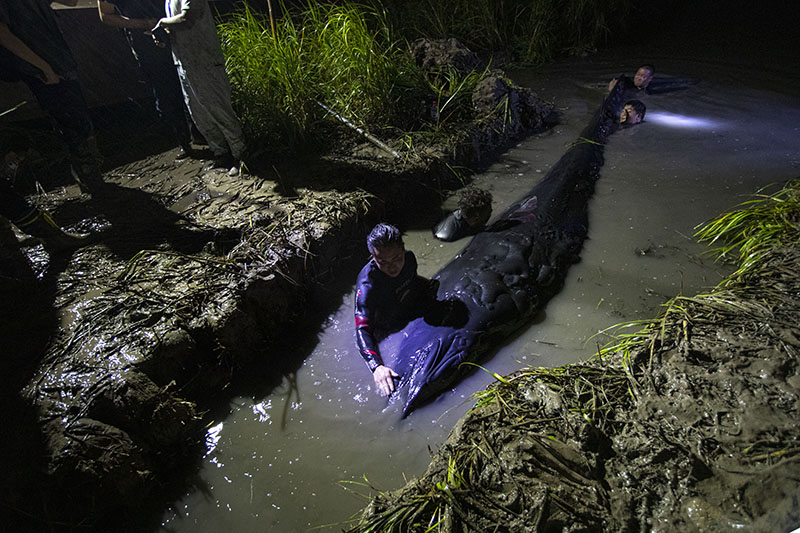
left=694, top=179, right=800, bottom=283
left=219, top=1, right=422, bottom=148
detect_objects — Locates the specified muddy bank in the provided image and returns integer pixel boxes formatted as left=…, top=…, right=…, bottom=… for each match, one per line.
left=349, top=183, right=800, bottom=532
left=1, top=58, right=552, bottom=529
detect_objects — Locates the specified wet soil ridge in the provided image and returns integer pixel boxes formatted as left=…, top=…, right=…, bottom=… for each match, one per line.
left=19, top=154, right=375, bottom=525
left=348, top=181, right=800, bottom=532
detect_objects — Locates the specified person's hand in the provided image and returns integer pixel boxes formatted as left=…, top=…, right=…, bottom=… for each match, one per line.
left=40, top=64, right=60, bottom=85
left=150, top=32, right=167, bottom=48
left=150, top=22, right=168, bottom=47
left=373, top=365, right=399, bottom=397
left=608, top=78, right=618, bottom=92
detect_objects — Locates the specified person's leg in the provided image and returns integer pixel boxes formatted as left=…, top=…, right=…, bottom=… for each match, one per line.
left=203, top=65, right=246, bottom=160
left=183, top=63, right=246, bottom=161
left=176, top=64, right=230, bottom=160
left=132, top=37, right=193, bottom=149
left=0, top=178, right=37, bottom=224
left=0, top=178, right=89, bottom=251
left=26, top=76, right=103, bottom=190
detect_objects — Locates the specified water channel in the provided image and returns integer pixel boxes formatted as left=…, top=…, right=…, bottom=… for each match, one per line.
left=158, top=46, right=800, bottom=531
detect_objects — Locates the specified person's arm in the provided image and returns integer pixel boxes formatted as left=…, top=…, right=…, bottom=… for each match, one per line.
left=96, top=1, right=158, bottom=30
left=0, top=23, right=59, bottom=84
left=154, top=0, right=199, bottom=30
left=355, top=286, right=399, bottom=397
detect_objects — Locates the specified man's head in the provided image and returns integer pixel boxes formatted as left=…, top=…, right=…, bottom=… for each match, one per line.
left=367, top=223, right=405, bottom=277
left=458, top=188, right=493, bottom=228
left=634, top=64, right=655, bottom=89
left=619, top=100, right=646, bottom=125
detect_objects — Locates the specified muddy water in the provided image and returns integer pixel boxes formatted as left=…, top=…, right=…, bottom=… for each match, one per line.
left=158, top=56, right=800, bottom=531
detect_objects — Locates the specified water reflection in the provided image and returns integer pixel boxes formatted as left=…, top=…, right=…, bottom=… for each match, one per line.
left=646, top=111, right=720, bottom=129
left=205, top=422, right=224, bottom=456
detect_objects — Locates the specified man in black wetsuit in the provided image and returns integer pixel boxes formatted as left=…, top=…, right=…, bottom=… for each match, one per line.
left=618, top=100, right=646, bottom=125
left=433, top=187, right=492, bottom=242
left=354, top=223, right=436, bottom=397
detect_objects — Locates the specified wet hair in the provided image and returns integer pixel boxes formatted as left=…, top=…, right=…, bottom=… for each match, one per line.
left=367, top=223, right=403, bottom=252
left=457, top=187, right=492, bottom=215
left=637, top=64, right=655, bottom=76
left=625, top=100, right=646, bottom=120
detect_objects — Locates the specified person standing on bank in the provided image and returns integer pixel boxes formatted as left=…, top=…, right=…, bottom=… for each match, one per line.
left=153, top=0, right=245, bottom=176
left=0, top=0, right=104, bottom=193
left=96, top=0, right=197, bottom=159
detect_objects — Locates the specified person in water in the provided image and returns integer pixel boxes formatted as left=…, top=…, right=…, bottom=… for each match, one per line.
left=608, top=64, right=655, bottom=94
left=433, top=187, right=493, bottom=242
left=354, top=223, right=438, bottom=397
left=618, top=100, right=646, bottom=125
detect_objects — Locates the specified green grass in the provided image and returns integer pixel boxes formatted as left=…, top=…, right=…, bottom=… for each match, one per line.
left=694, top=179, right=800, bottom=283
left=219, top=1, right=425, bottom=149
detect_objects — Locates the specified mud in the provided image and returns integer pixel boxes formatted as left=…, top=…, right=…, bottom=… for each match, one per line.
left=351, top=216, right=800, bottom=531
left=1, top=41, right=551, bottom=530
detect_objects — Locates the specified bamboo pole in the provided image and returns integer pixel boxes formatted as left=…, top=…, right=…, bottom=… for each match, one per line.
left=267, top=0, right=276, bottom=41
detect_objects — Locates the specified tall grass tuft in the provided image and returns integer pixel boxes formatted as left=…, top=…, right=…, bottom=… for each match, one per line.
left=218, top=1, right=421, bottom=149
left=694, top=179, right=800, bottom=283
left=219, top=4, right=311, bottom=146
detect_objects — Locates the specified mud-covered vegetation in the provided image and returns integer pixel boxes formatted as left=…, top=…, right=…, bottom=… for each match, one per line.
left=346, top=180, right=800, bottom=531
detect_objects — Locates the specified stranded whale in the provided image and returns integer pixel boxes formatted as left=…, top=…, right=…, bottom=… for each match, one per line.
left=393, top=84, right=627, bottom=416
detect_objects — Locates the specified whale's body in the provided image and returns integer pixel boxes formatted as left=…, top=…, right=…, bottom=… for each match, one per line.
left=394, top=89, right=623, bottom=416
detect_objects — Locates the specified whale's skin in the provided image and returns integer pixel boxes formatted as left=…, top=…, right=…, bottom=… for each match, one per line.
left=394, top=90, right=622, bottom=417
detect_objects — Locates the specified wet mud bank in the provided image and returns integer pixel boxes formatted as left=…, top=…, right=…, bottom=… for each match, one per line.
left=1, top=67, right=552, bottom=528
left=350, top=184, right=800, bottom=532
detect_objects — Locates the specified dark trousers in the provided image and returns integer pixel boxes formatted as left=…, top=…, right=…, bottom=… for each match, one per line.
left=24, top=74, right=101, bottom=179
left=129, top=33, right=191, bottom=147
left=0, top=178, right=37, bottom=226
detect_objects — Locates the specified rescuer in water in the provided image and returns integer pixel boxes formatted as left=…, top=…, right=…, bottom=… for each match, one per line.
left=354, top=223, right=439, bottom=397
left=608, top=64, right=655, bottom=94
left=618, top=100, right=646, bottom=125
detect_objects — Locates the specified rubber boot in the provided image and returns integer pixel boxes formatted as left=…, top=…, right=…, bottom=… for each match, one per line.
left=16, top=210, right=92, bottom=252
